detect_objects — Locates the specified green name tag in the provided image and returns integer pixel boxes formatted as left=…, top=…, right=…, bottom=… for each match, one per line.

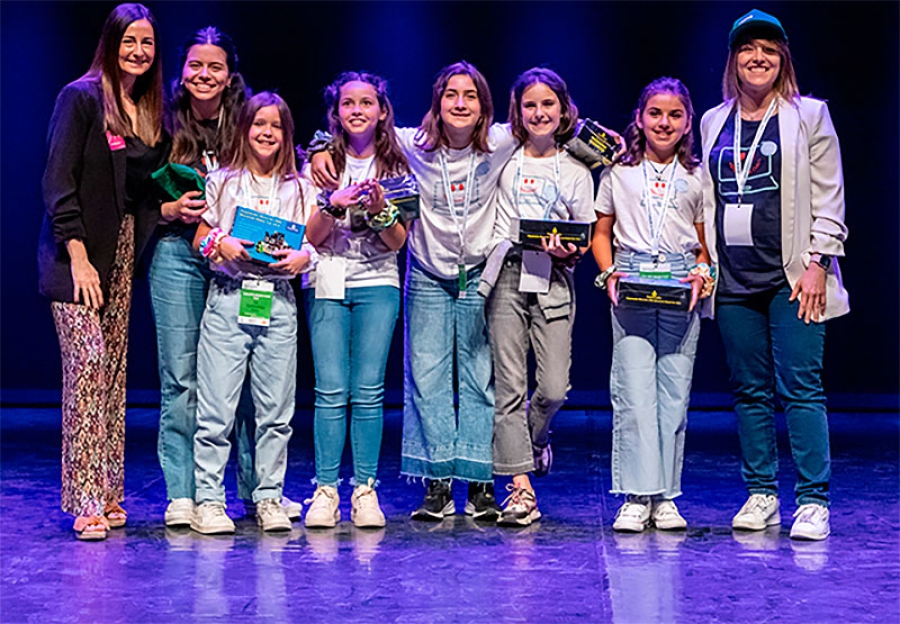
left=238, top=279, right=274, bottom=326
left=639, top=261, right=671, bottom=279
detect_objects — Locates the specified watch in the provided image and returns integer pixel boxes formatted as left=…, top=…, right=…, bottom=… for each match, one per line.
left=810, top=253, right=832, bottom=271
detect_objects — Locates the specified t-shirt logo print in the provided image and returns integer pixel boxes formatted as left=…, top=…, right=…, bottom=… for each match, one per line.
left=717, top=141, right=780, bottom=197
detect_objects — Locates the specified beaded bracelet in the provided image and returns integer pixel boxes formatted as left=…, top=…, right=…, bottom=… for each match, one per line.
left=365, top=201, right=400, bottom=233
left=200, top=227, right=226, bottom=259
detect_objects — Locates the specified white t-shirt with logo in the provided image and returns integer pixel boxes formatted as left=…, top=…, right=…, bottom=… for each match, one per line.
left=302, top=155, right=400, bottom=289
left=594, top=160, right=704, bottom=255
left=494, top=149, right=596, bottom=244
left=395, top=124, right=518, bottom=279
left=204, top=168, right=316, bottom=279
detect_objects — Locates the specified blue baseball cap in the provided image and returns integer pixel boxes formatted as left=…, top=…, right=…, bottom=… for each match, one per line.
left=729, top=9, right=788, bottom=47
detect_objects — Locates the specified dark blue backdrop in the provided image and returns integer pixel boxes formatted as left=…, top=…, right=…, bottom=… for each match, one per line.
left=2, top=1, right=897, bottom=406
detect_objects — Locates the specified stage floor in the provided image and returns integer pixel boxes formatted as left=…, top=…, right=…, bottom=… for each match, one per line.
left=1, top=406, right=897, bottom=623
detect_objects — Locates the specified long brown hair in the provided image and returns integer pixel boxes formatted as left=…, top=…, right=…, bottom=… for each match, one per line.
left=618, top=77, right=699, bottom=173
left=169, top=26, right=249, bottom=167
left=324, top=71, right=409, bottom=179
left=225, top=92, right=305, bottom=214
left=415, top=61, right=493, bottom=153
left=85, top=3, right=164, bottom=145
left=507, top=67, right=579, bottom=147
left=722, top=35, right=799, bottom=102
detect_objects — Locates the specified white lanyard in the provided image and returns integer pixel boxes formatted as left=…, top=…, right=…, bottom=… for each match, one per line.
left=513, top=148, right=561, bottom=220
left=439, top=151, right=477, bottom=262
left=641, top=159, right=678, bottom=258
left=733, top=98, right=778, bottom=201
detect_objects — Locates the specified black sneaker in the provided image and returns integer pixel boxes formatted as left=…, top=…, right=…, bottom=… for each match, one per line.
left=465, top=482, right=501, bottom=520
left=411, top=479, right=455, bottom=521
left=532, top=442, right=553, bottom=477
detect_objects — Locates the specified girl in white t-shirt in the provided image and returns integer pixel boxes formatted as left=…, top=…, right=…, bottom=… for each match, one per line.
left=301, top=72, right=410, bottom=530
left=310, top=62, right=519, bottom=521
left=484, top=68, right=596, bottom=526
left=592, top=77, right=714, bottom=533
left=190, top=92, right=316, bottom=535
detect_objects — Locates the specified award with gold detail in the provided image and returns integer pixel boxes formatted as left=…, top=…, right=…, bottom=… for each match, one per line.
left=617, top=275, right=691, bottom=310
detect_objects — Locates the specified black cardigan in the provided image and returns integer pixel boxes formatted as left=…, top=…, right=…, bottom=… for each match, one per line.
left=37, top=78, right=167, bottom=303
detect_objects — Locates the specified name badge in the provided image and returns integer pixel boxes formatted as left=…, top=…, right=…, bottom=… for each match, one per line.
left=315, top=256, right=347, bottom=300
left=106, top=131, right=126, bottom=151
left=639, top=262, right=671, bottom=279
left=458, top=263, right=468, bottom=299
left=238, top=279, right=274, bottom=326
left=519, top=250, right=552, bottom=294
left=723, top=203, right=754, bottom=246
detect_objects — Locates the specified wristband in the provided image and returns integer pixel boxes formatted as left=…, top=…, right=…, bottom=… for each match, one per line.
left=689, top=262, right=716, bottom=298
left=594, top=265, right=617, bottom=290
left=200, top=227, right=226, bottom=258
left=365, top=201, right=400, bottom=233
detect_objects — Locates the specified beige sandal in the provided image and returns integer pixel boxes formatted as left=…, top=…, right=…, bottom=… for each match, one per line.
left=104, top=503, right=128, bottom=528
left=74, top=515, right=109, bottom=541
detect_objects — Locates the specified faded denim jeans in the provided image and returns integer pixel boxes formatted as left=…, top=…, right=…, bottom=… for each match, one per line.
left=401, top=258, right=494, bottom=483
left=609, top=251, right=700, bottom=499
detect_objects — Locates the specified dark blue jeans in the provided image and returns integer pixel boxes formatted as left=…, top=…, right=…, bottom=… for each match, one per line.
left=717, top=285, right=830, bottom=506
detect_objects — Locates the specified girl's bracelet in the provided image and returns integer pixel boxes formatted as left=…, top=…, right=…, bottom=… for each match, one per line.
left=365, top=201, right=400, bottom=233
left=200, top=227, right=226, bottom=258
left=594, top=265, right=617, bottom=290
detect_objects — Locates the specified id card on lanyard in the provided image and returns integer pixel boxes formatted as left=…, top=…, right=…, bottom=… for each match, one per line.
left=724, top=98, right=777, bottom=247
left=235, top=173, right=280, bottom=325
left=440, top=151, right=476, bottom=298
left=640, top=160, right=677, bottom=278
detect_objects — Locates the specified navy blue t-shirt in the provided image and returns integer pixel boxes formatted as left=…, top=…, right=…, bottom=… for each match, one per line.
left=711, top=113, right=787, bottom=301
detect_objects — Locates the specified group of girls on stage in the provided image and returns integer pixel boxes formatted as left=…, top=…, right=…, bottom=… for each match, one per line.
left=40, top=4, right=846, bottom=543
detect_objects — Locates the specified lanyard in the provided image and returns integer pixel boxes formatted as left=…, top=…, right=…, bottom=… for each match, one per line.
left=733, top=98, right=778, bottom=201
left=439, top=151, right=477, bottom=263
left=641, top=159, right=678, bottom=258
left=513, top=148, right=561, bottom=220
left=201, top=111, right=224, bottom=173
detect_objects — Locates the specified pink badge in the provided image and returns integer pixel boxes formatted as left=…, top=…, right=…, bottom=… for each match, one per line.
left=106, top=131, right=126, bottom=151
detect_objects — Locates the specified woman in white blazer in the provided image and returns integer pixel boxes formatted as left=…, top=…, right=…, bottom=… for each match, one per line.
left=700, top=9, right=848, bottom=541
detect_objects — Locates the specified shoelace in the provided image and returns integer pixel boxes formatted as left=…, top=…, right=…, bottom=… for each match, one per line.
left=501, top=485, right=535, bottom=510
left=618, top=502, right=646, bottom=518
left=794, top=505, right=823, bottom=522
left=305, top=487, right=336, bottom=507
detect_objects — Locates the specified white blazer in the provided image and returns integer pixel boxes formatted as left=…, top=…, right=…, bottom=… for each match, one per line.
left=700, top=96, right=850, bottom=321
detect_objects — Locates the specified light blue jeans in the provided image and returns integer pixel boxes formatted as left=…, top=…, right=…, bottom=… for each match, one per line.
left=194, top=279, right=297, bottom=504
left=717, top=284, right=830, bottom=506
left=401, top=258, right=494, bottom=482
left=303, top=285, right=399, bottom=487
left=609, top=251, right=700, bottom=499
left=149, top=232, right=257, bottom=501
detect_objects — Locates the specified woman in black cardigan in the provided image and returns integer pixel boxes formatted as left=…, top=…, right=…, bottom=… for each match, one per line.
left=37, top=2, right=167, bottom=540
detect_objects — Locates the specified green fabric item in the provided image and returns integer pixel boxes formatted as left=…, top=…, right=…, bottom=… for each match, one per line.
left=151, top=163, right=206, bottom=201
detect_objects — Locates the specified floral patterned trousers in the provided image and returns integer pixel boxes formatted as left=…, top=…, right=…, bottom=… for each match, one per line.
left=51, top=215, right=134, bottom=517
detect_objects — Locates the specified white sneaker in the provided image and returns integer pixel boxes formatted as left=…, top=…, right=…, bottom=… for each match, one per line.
left=790, top=503, right=830, bottom=541
left=304, top=486, right=341, bottom=528
left=613, top=497, right=651, bottom=532
left=732, top=494, right=781, bottom=531
left=652, top=499, right=687, bottom=530
left=165, top=498, right=195, bottom=527
left=282, top=496, right=303, bottom=521
left=351, top=480, right=386, bottom=528
left=190, top=502, right=235, bottom=535
left=257, top=498, right=292, bottom=532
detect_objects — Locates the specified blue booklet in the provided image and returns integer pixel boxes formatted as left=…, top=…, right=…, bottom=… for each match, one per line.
left=231, top=206, right=305, bottom=264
